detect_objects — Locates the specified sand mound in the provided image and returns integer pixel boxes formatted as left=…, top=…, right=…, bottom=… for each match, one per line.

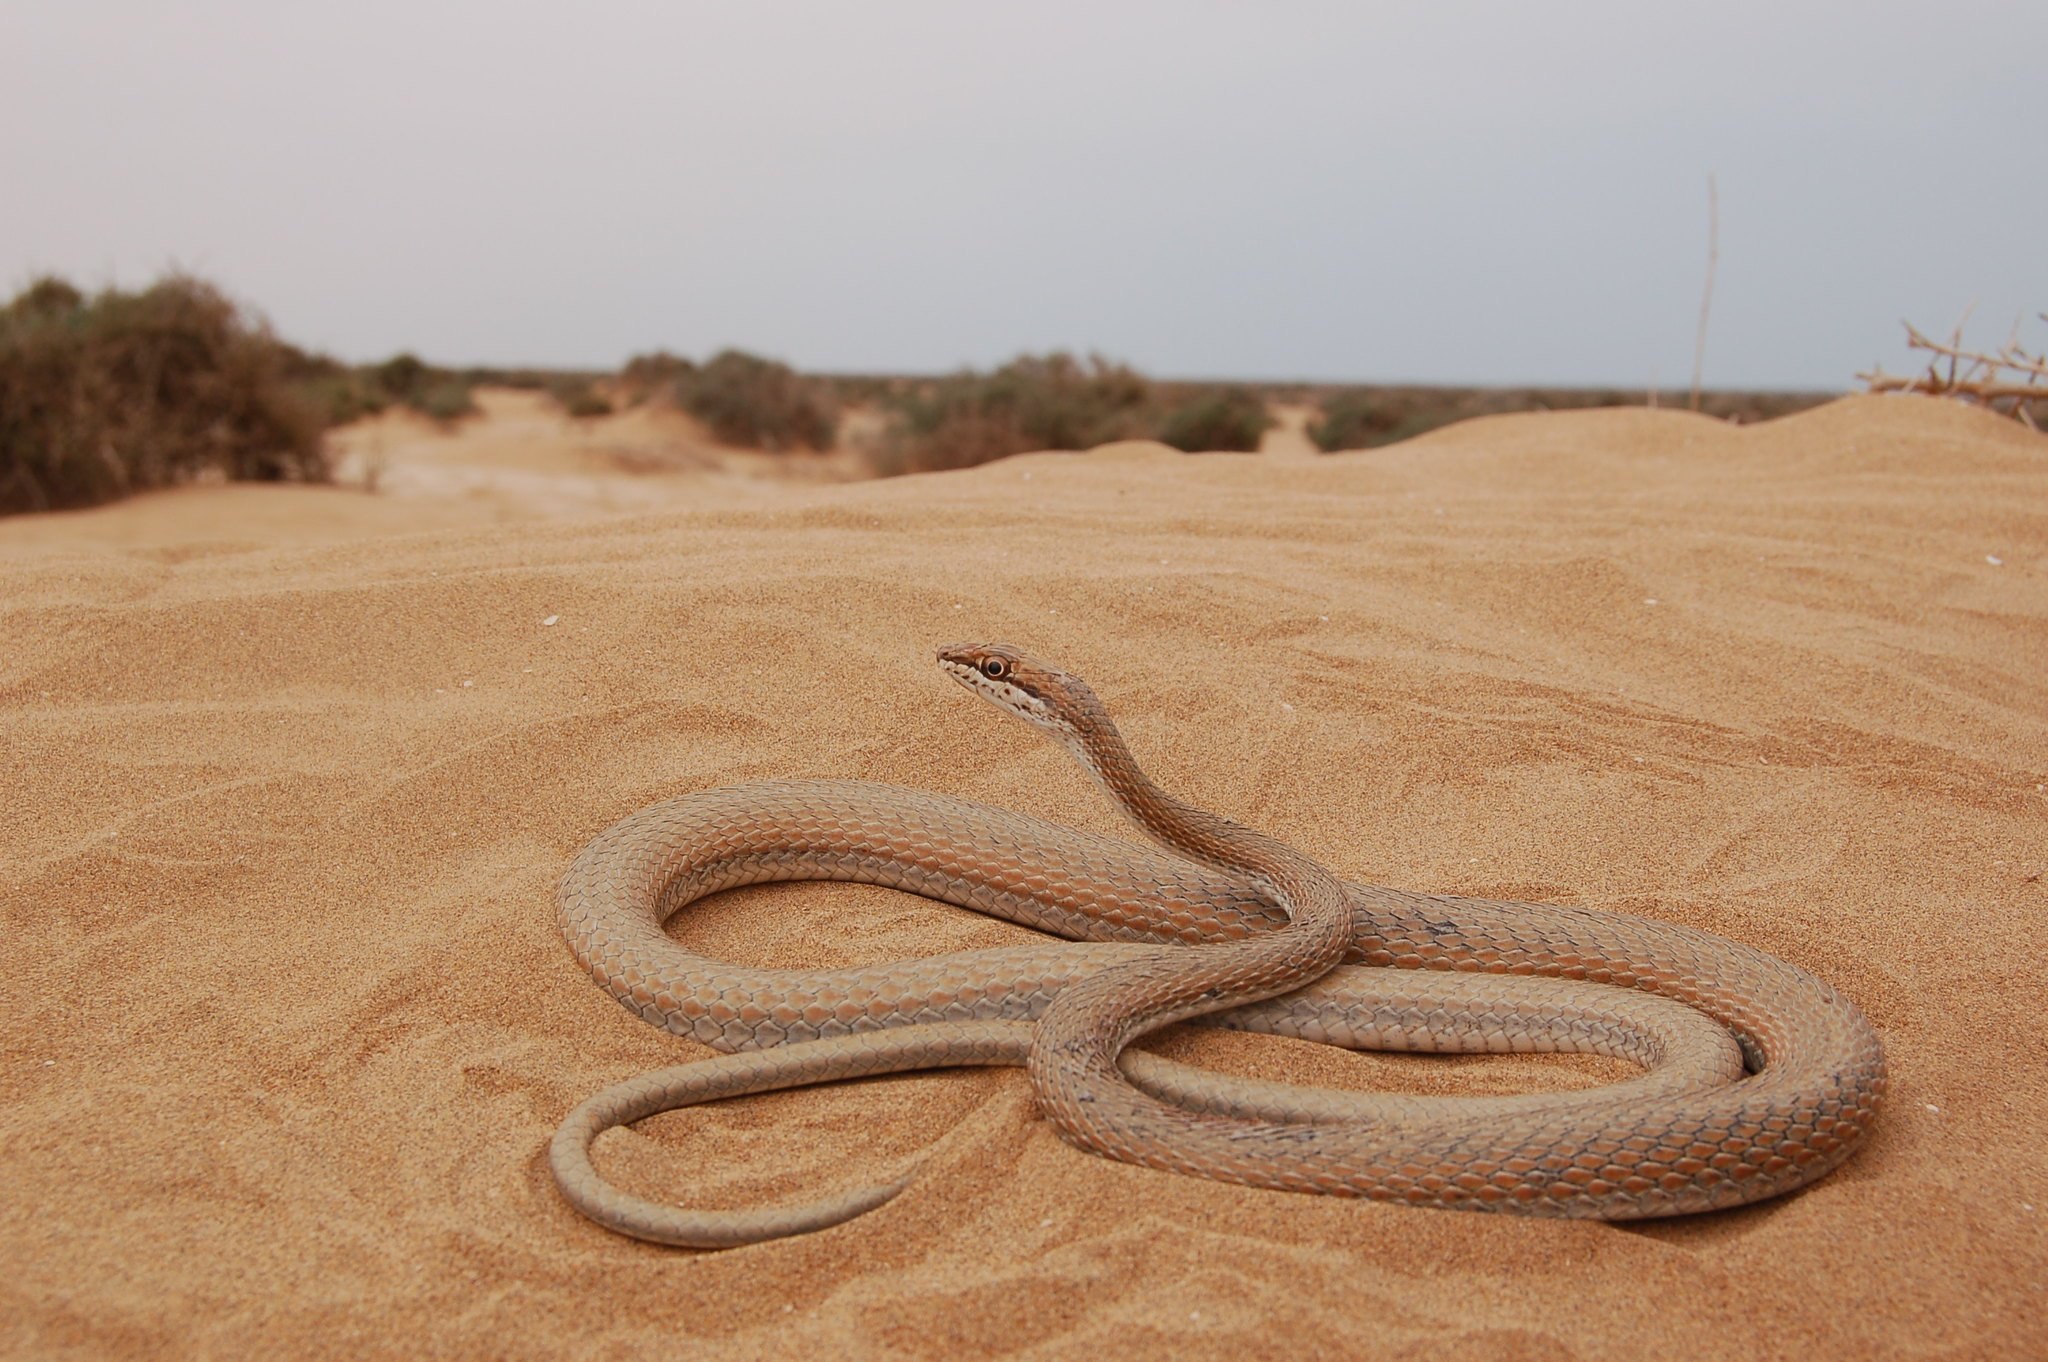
left=3, top=394, right=2042, bottom=1359
left=319, top=387, right=871, bottom=521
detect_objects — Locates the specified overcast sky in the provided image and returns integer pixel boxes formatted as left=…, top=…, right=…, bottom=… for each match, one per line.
left=4, top=2, right=2043, bottom=388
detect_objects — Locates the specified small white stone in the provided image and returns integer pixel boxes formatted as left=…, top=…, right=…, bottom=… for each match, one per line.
left=1281, top=702, right=1295, bottom=712
left=1040, top=1217, right=1054, bottom=1227
left=542, top=615, right=560, bottom=626
left=1644, top=598, right=1660, bottom=606
left=1925, top=1103, right=1940, bottom=1113
left=1986, top=555, right=2003, bottom=566
left=461, top=680, right=473, bottom=688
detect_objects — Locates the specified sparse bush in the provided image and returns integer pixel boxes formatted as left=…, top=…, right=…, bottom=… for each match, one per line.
left=273, top=344, right=390, bottom=426
left=410, top=378, right=478, bottom=423
left=675, top=348, right=837, bottom=450
left=549, top=376, right=612, bottom=419
left=374, top=352, right=428, bottom=399
left=1308, top=384, right=1828, bottom=451
left=619, top=350, right=696, bottom=402
left=886, top=352, right=1153, bottom=473
left=11, top=276, right=84, bottom=317
left=1155, top=385, right=1272, bottom=452
left=0, top=273, right=328, bottom=514
left=824, top=373, right=914, bottom=405
left=458, top=366, right=553, bottom=391
left=369, top=351, right=477, bottom=424
left=1308, top=390, right=1446, bottom=451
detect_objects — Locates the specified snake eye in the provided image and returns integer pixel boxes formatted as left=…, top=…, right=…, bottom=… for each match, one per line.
left=981, top=658, right=1007, bottom=679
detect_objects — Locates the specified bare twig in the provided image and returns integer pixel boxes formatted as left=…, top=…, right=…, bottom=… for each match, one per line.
left=1944, top=303, right=1976, bottom=389
left=1859, top=310, right=2048, bottom=424
left=1857, top=372, right=2048, bottom=403
left=1899, top=323, right=2048, bottom=381
left=1690, top=174, right=1717, bottom=412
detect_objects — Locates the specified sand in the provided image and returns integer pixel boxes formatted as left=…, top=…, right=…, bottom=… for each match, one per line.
left=2, top=394, right=2043, bottom=1360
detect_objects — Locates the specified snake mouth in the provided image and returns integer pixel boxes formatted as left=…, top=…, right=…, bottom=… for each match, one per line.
left=936, top=643, right=1066, bottom=733
left=940, top=658, right=1042, bottom=717
left=936, top=657, right=981, bottom=692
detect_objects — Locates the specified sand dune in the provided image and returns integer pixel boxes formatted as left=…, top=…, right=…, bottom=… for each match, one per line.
left=324, top=387, right=872, bottom=519
left=3, top=394, right=2043, bottom=1360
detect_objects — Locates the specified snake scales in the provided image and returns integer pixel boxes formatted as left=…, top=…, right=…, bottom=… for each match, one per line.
left=550, top=644, right=1886, bottom=1246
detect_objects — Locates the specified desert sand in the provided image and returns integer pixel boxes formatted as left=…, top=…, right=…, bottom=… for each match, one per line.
left=2, top=393, right=2043, bottom=1360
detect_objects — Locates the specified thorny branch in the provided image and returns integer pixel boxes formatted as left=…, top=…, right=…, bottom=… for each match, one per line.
left=1859, top=313, right=2048, bottom=429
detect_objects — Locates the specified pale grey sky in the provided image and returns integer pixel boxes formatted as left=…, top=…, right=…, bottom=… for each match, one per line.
left=4, top=2, right=2043, bottom=388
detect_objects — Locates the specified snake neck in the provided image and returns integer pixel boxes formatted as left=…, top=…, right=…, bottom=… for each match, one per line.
left=1059, top=683, right=1337, bottom=923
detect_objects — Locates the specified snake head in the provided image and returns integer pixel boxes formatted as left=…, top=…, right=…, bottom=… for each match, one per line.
left=936, top=642, right=1100, bottom=747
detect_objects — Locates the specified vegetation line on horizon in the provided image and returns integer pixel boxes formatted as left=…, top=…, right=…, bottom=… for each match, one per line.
left=4, top=269, right=1861, bottom=517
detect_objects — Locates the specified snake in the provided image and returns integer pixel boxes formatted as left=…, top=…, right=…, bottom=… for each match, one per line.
left=550, top=643, right=1887, bottom=1247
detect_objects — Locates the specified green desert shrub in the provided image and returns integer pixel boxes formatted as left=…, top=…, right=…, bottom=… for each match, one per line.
left=369, top=351, right=478, bottom=423
left=885, top=352, right=1153, bottom=473
left=410, top=377, right=479, bottom=423
left=1307, top=384, right=1833, bottom=452
left=674, top=348, right=837, bottom=450
left=1310, top=386, right=1529, bottom=450
left=549, top=375, right=613, bottom=419
left=0, top=273, right=328, bottom=514
left=1307, top=389, right=1438, bottom=451
left=272, top=344, right=389, bottom=427
left=618, top=350, right=697, bottom=402
left=457, top=365, right=554, bottom=391
left=1155, top=384, right=1273, bottom=452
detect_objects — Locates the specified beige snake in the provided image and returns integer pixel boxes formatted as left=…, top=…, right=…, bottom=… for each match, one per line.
left=550, top=644, right=1886, bottom=1246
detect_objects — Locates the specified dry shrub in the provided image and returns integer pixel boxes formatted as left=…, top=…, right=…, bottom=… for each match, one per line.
left=0, top=273, right=328, bottom=513
left=618, top=350, right=696, bottom=403
left=1307, top=385, right=1827, bottom=452
left=1155, top=384, right=1272, bottom=452
left=673, top=349, right=837, bottom=450
left=1308, top=389, right=1454, bottom=451
left=883, top=352, right=1153, bottom=474
left=280, top=349, right=487, bottom=429
left=369, top=352, right=478, bottom=424
left=1860, top=316, right=2048, bottom=429
left=280, top=347, right=389, bottom=427
left=548, top=375, right=613, bottom=419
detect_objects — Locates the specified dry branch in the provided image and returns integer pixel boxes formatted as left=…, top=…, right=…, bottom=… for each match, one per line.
left=1858, top=312, right=2048, bottom=428
left=1860, top=373, right=2048, bottom=403
left=1689, top=174, right=1718, bottom=412
left=1897, top=322, right=2048, bottom=381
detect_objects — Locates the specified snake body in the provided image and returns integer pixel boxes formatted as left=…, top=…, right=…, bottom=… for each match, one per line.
left=551, top=646, right=1886, bottom=1246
